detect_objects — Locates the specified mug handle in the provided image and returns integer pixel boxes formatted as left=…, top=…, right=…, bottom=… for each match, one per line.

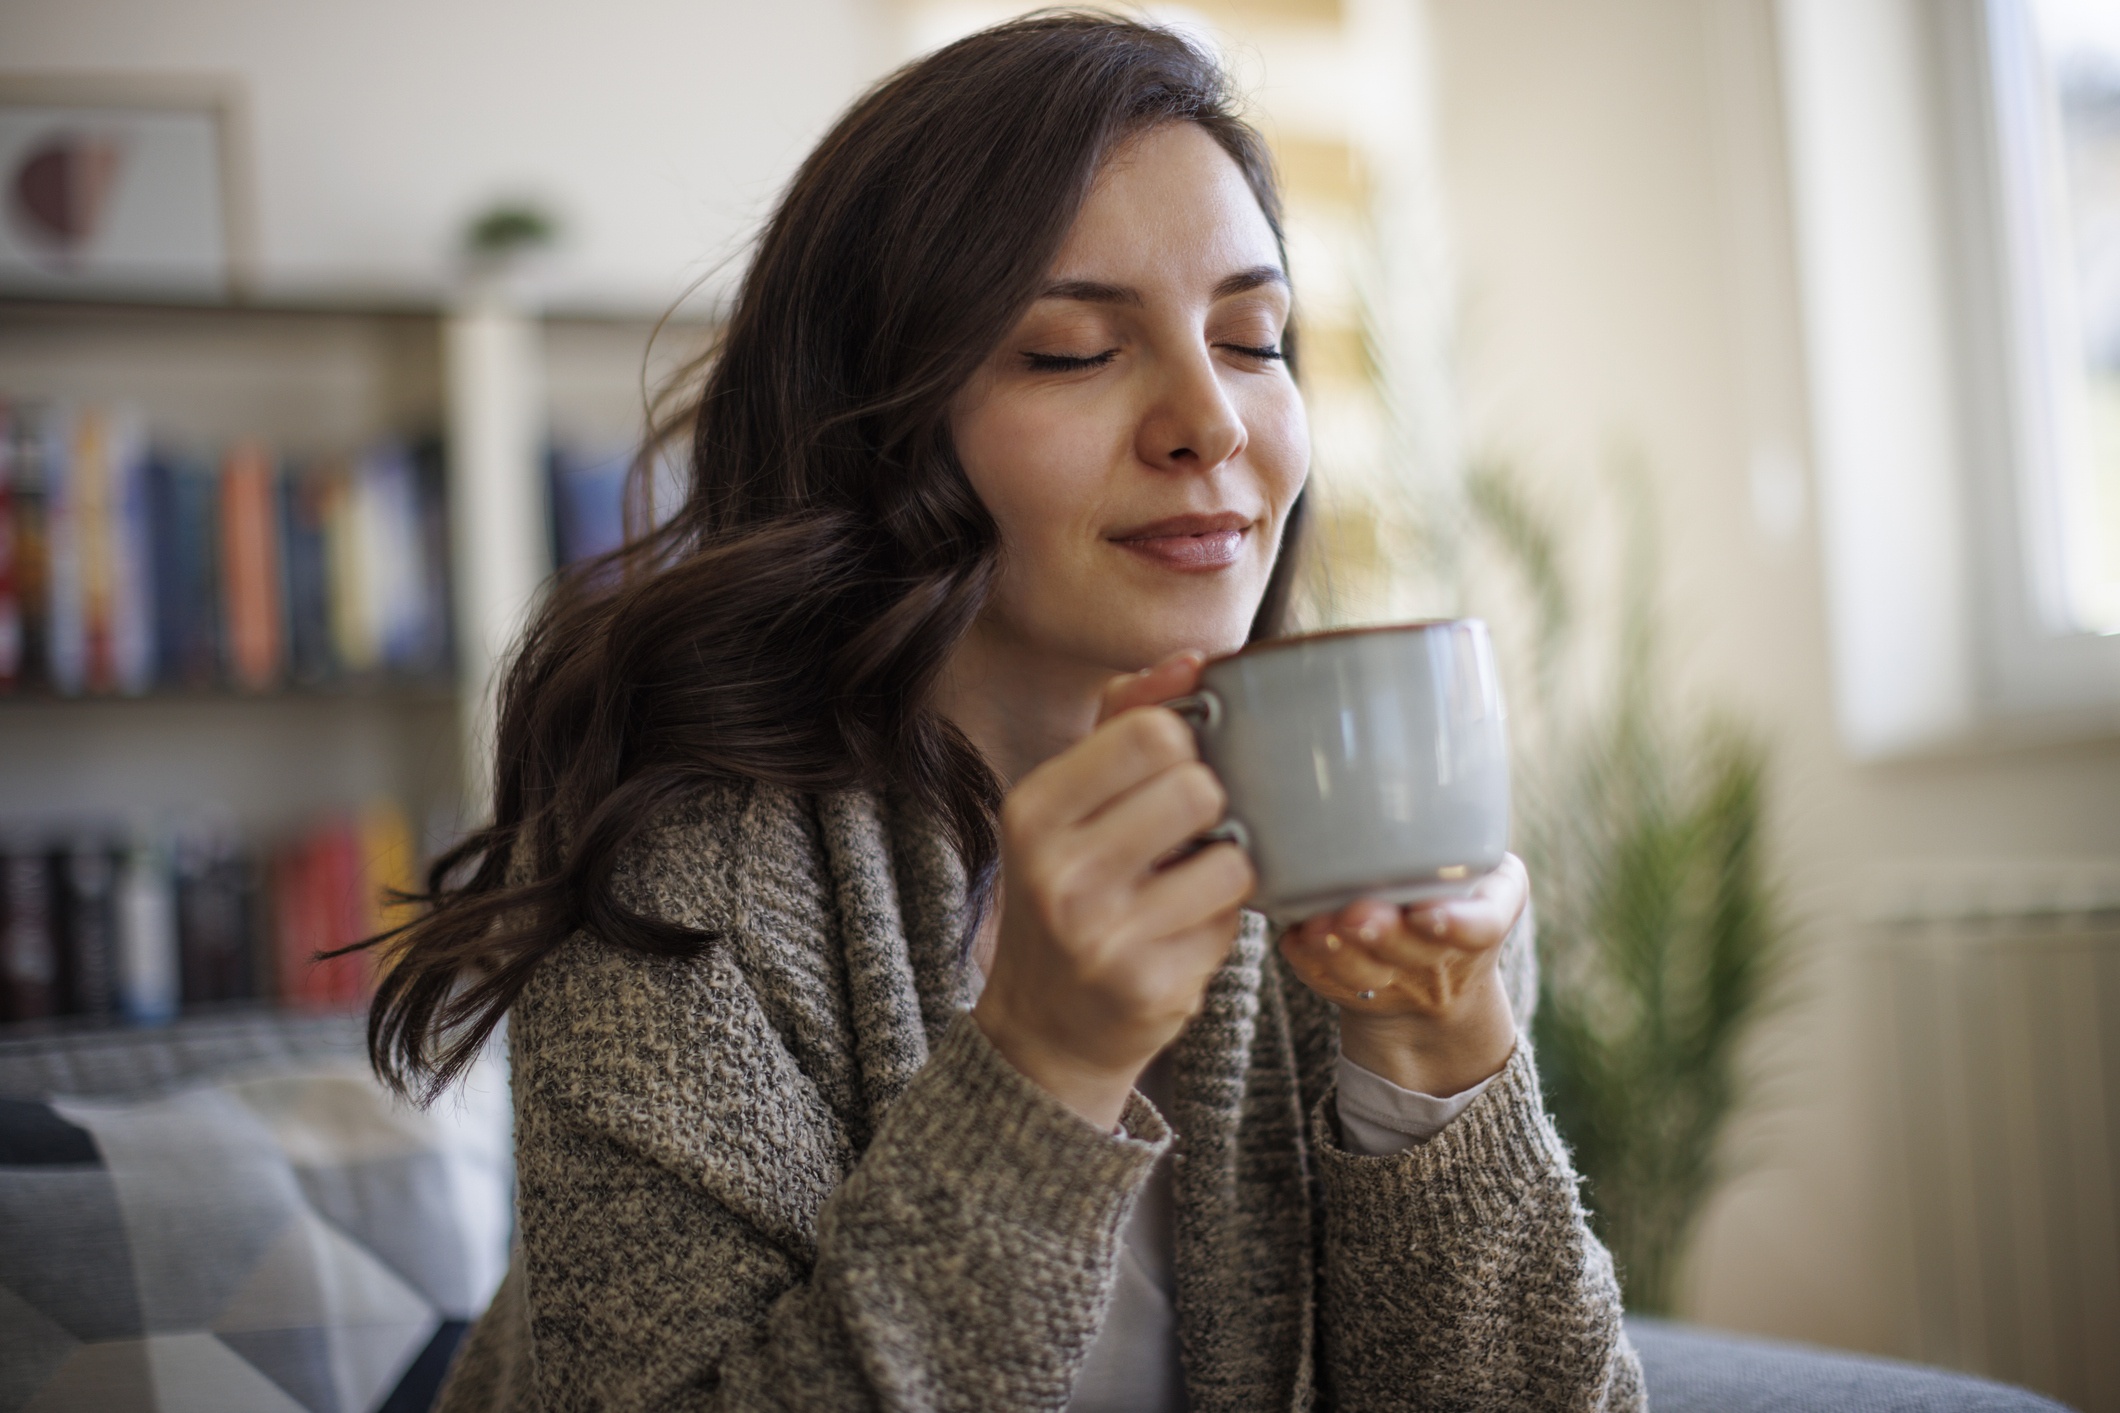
left=1162, top=690, right=1251, bottom=856
left=1164, top=690, right=1222, bottom=732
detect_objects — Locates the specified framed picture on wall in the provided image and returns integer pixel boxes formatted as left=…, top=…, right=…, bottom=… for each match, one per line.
left=0, top=75, right=252, bottom=299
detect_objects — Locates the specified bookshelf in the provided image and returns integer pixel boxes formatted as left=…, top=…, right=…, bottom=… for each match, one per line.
left=0, top=293, right=707, bottom=1029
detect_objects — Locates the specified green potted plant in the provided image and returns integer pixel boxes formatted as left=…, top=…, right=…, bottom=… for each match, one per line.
left=1465, top=461, right=1788, bottom=1315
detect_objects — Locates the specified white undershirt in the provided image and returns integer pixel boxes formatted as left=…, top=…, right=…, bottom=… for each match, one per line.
left=1062, top=1048, right=1497, bottom=1413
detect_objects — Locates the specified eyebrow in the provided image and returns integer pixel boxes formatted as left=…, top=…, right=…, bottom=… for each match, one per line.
left=1036, top=264, right=1289, bottom=307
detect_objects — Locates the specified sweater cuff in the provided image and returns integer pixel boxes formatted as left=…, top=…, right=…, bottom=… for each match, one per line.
left=882, top=1011, right=1171, bottom=1235
left=1315, top=1043, right=1574, bottom=1228
left=1333, top=1054, right=1497, bottom=1154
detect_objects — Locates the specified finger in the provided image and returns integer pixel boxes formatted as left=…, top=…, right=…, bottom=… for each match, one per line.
left=1133, top=905, right=1248, bottom=997
left=1278, top=927, right=1401, bottom=1003
left=1115, top=840, right=1254, bottom=947
left=1400, top=853, right=1528, bottom=951
left=1012, top=705, right=1199, bottom=832
left=1077, top=760, right=1226, bottom=877
left=1294, top=911, right=1342, bottom=955
left=1331, top=897, right=1403, bottom=948
left=1096, top=650, right=1206, bottom=726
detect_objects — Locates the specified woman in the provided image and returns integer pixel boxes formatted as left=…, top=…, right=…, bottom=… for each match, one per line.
left=373, top=14, right=1643, bottom=1411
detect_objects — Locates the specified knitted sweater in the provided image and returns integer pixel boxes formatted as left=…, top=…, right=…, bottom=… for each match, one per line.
left=436, top=780, right=1644, bottom=1412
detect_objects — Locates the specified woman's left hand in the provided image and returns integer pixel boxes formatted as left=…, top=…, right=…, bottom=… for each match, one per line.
left=1278, top=853, right=1529, bottom=1098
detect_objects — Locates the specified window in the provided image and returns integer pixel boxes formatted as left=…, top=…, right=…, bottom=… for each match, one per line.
left=1777, top=0, right=2120, bottom=758
left=1995, top=0, right=2120, bottom=635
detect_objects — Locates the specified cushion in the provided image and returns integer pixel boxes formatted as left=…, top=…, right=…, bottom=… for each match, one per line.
left=1629, top=1316, right=2076, bottom=1412
left=0, top=1013, right=510, bottom=1413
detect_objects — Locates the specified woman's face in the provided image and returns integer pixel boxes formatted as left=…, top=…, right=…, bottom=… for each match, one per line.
left=951, top=121, right=1309, bottom=676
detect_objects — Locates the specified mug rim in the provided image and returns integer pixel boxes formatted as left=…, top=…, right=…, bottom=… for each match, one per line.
left=1213, top=617, right=1478, bottom=667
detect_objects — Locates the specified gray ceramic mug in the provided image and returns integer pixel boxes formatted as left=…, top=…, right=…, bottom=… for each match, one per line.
left=1167, top=619, right=1510, bottom=925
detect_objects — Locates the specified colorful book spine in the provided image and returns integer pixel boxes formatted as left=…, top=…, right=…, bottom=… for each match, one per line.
left=359, top=797, right=417, bottom=943
left=220, top=441, right=285, bottom=691
left=43, top=405, right=85, bottom=695
left=109, top=414, right=155, bottom=695
left=73, top=408, right=120, bottom=693
left=0, top=804, right=427, bottom=1028
left=322, top=460, right=378, bottom=675
left=115, top=839, right=180, bottom=1026
left=361, top=444, right=433, bottom=672
left=0, top=395, right=458, bottom=696
left=10, top=406, right=51, bottom=693
left=281, top=461, right=334, bottom=684
left=416, top=438, right=455, bottom=676
left=171, top=454, right=223, bottom=688
left=312, top=819, right=370, bottom=1008
left=274, top=818, right=368, bottom=1010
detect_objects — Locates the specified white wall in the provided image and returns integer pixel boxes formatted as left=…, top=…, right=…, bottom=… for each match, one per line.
left=0, top=0, right=894, bottom=309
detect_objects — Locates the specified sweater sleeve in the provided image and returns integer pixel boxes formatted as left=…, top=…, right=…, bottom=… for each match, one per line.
left=1313, top=1044, right=1645, bottom=1411
left=448, top=982, right=1169, bottom=1413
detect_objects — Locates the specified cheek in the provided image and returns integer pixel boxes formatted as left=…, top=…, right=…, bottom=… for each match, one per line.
left=954, top=389, right=1124, bottom=556
left=1241, top=383, right=1311, bottom=511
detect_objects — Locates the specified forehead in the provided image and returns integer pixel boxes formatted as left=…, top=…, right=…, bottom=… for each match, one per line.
left=1047, top=122, right=1283, bottom=285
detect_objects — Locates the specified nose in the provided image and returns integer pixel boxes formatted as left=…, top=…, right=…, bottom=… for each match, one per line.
left=1135, top=347, right=1246, bottom=474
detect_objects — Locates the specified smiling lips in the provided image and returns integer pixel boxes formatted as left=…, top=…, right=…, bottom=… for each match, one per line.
left=1110, top=512, right=1253, bottom=571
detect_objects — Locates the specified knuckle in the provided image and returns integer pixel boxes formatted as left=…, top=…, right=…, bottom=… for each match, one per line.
left=999, top=789, right=1042, bottom=844
left=1175, top=761, right=1227, bottom=822
left=1127, top=707, right=1195, bottom=764
left=1020, top=848, right=1070, bottom=908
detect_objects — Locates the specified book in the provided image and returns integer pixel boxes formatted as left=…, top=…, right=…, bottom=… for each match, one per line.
left=55, top=839, right=119, bottom=1020
left=281, top=459, right=335, bottom=685
left=358, top=797, right=417, bottom=944
left=73, top=407, right=118, bottom=693
left=43, top=405, right=85, bottom=695
left=321, top=459, right=377, bottom=675
left=273, top=818, right=369, bottom=1010
left=149, top=449, right=221, bottom=690
left=220, top=441, right=285, bottom=691
left=116, top=839, right=179, bottom=1026
left=8, top=404, right=52, bottom=692
left=1, top=845, right=59, bottom=1022
left=175, top=820, right=257, bottom=1005
left=109, top=413, right=155, bottom=695
left=360, top=443, right=440, bottom=673
left=415, top=436, right=455, bottom=677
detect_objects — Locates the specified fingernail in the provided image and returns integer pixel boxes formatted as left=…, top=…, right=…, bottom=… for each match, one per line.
left=1428, top=912, right=1450, bottom=938
left=1356, top=920, right=1382, bottom=943
left=1323, top=933, right=1342, bottom=952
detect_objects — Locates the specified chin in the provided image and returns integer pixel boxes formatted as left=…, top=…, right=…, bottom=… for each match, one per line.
left=1106, top=603, right=1257, bottom=671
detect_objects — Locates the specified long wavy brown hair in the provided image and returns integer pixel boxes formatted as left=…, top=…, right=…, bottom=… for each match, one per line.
left=364, top=11, right=1310, bottom=1101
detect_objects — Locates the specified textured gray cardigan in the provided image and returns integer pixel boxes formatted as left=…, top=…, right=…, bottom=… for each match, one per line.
left=437, top=780, right=1644, bottom=1412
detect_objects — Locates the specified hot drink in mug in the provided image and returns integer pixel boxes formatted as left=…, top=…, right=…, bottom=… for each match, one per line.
left=1167, top=619, right=1511, bottom=926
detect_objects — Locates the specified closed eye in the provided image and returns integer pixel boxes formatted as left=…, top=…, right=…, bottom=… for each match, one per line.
left=1221, top=342, right=1285, bottom=362
left=1023, top=349, right=1119, bottom=372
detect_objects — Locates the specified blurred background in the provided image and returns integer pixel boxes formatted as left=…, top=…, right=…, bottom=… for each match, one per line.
left=1, top=0, right=2116, bottom=1409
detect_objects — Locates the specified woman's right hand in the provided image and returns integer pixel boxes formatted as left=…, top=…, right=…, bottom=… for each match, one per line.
left=970, top=652, right=1256, bottom=1130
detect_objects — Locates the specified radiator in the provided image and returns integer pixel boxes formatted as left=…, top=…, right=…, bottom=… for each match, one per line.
left=1870, top=862, right=2120, bottom=1412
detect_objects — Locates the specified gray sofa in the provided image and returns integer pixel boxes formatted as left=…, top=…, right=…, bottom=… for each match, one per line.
left=1628, top=1319, right=2071, bottom=1412
left=0, top=1011, right=2076, bottom=1413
